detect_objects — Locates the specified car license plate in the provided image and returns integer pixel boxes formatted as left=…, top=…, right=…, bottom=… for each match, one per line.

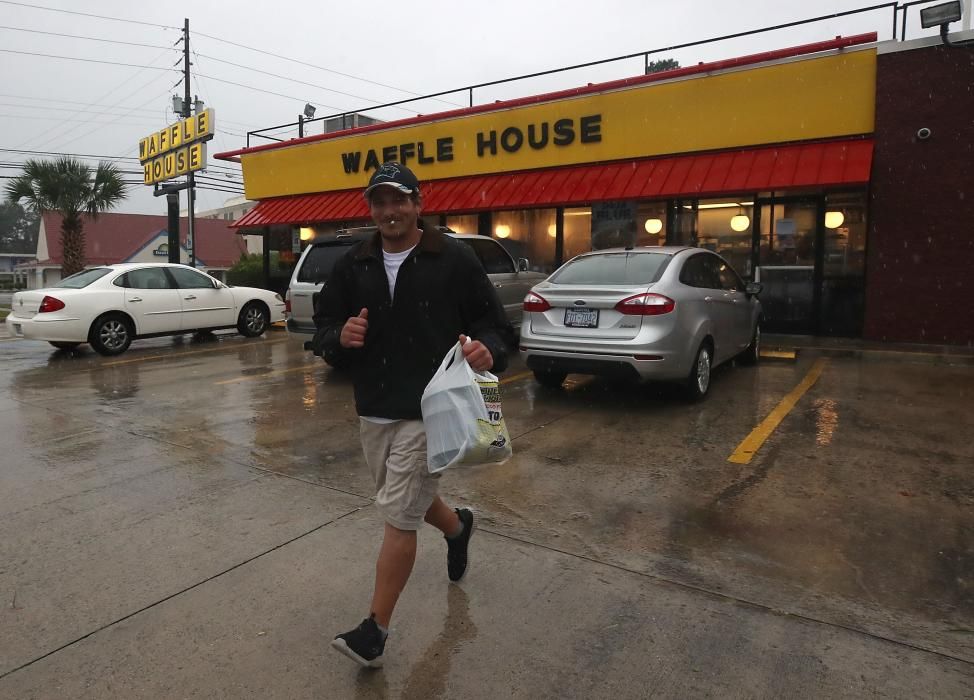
left=564, top=308, right=599, bottom=328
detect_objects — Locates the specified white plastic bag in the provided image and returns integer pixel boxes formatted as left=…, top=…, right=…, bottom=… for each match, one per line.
left=421, top=341, right=513, bottom=473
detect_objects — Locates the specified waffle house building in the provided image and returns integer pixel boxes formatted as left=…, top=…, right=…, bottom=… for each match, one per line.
left=217, top=31, right=974, bottom=345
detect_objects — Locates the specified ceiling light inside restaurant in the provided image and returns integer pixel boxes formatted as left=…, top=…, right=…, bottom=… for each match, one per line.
left=547, top=224, right=556, bottom=238
left=825, top=211, right=845, bottom=229
left=495, top=224, right=511, bottom=239
left=644, top=218, right=663, bottom=234
left=730, top=214, right=750, bottom=232
left=299, top=227, right=315, bottom=241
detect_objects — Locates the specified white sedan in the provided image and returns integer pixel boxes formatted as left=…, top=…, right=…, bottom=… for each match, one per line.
left=5, top=263, right=286, bottom=356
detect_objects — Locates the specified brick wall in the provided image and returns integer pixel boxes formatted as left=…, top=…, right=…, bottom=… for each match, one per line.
left=865, top=41, right=974, bottom=345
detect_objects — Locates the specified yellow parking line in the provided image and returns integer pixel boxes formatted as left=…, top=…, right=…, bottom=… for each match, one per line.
left=728, top=358, right=828, bottom=465
left=215, top=362, right=322, bottom=385
left=102, top=337, right=289, bottom=367
left=500, top=370, right=534, bottom=385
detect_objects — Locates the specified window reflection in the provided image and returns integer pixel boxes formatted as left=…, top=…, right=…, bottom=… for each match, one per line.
left=697, top=199, right=753, bottom=277
left=824, top=192, right=867, bottom=277
left=563, top=207, right=591, bottom=263
left=444, top=214, right=478, bottom=235
left=492, top=208, right=557, bottom=273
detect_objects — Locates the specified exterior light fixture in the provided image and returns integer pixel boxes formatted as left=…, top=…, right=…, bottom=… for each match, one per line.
left=303, top=103, right=316, bottom=119
left=921, top=1, right=962, bottom=27
left=824, top=211, right=845, bottom=229
left=730, top=214, right=750, bottom=232
left=547, top=224, right=557, bottom=238
left=299, top=227, right=315, bottom=241
left=495, top=224, right=511, bottom=238
left=644, top=218, right=663, bottom=235
left=921, top=1, right=962, bottom=45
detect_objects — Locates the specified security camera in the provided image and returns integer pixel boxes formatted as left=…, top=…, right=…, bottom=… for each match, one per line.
left=917, top=127, right=932, bottom=140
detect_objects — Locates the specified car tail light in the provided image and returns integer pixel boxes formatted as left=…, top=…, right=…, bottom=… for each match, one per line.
left=614, top=293, right=675, bottom=316
left=523, top=291, right=551, bottom=313
left=38, top=295, right=65, bottom=313
left=284, top=291, right=291, bottom=313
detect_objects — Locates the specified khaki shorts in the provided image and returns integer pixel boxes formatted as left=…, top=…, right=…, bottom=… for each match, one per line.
left=360, top=419, right=440, bottom=531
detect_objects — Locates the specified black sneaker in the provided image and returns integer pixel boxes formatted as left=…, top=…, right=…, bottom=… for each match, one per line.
left=446, top=507, right=475, bottom=582
left=331, top=614, right=386, bottom=668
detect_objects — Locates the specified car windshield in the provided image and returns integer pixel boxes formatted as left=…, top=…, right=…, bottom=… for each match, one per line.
left=549, top=252, right=669, bottom=285
left=55, top=268, right=113, bottom=289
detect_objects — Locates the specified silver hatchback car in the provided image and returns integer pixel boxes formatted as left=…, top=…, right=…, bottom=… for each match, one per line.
left=519, top=247, right=762, bottom=398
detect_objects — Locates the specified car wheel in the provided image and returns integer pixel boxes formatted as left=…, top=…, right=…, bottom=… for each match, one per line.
left=89, top=313, right=133, bottom=356
left=533, top=369, right=567, bottom=388
left=685, top=342, right=712, bottom=400
left=740, top=322, right=760, bottom=365
left=49, top=341, right=80, bottom=351
left=237, top=302, right=269, bottom=337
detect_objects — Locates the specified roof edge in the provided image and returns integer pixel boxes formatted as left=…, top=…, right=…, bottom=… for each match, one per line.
left=215, top=33, right=876, bottom=162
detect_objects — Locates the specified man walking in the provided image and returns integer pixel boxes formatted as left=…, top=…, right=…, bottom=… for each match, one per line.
left=313, top=161, right=513, bottom=668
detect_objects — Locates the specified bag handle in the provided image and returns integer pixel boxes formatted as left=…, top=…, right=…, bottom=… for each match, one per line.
left=434, top=341, right=466, bottom=375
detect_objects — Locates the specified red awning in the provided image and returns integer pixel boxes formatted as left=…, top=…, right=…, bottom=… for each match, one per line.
left=233, top=138, right=873, bottom=229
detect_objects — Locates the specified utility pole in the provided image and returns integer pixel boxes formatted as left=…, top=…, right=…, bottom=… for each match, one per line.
left=182, top=17, right=196, bottom=267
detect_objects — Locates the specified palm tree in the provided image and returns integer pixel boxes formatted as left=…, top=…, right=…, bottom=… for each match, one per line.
left=4, top=157, right=127, bottom=277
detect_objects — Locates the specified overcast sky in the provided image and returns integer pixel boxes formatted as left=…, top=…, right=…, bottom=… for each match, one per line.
left=0, top=0, right=956, bottom=215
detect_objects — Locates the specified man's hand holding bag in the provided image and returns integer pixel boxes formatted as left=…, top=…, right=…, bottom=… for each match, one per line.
left=421, top=338, right=513, bottom=473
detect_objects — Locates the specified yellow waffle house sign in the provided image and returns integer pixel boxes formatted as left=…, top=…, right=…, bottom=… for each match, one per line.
left=139, top=109, right=215, bottom=185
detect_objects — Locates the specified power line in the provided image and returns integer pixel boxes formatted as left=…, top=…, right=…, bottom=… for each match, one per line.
left=195, top=72, right=342, bottom=111
left=0, top=24, right=174, bottom=49
left=0, top=1, right=178, bottom=30
left=0, top=147, right=242, bottom=174
left=0, top=48, right=177, bottom=71
left=193, top=31, right=463, bottom=109
left=195, top=53, right=415, bottom=114
left=0, top=92, right=167, bottom=116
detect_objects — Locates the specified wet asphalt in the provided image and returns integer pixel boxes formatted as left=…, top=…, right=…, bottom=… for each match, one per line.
left=0, top=327, right=971, bottom=698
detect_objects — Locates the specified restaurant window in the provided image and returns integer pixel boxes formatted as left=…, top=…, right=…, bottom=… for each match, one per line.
left=563, top=207, right=591, bottom=263
left=444, top=214, right=479, bottom=235
left=591, top=201, right=637, bottom=249
left=697, top=198, right=754, bottom=278
left=492, top=208, right=557, bottom=273
left=823, top=191, right=867, bottom=277
left=759, top=200, right=817, bottom=268
left=635, top=201, right=667, bottom=247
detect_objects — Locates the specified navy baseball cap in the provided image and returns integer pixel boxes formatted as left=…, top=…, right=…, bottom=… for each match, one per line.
left=364, top=161, right=420, bottom=199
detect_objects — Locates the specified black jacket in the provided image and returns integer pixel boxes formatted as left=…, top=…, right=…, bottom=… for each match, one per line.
left=313, top=227, right=515, bottom=419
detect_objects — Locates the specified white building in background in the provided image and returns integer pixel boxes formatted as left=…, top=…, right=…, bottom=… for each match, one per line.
left=184, top=195, right=263, bottom=255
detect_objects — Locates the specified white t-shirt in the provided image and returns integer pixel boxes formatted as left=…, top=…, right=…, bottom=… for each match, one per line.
left=362, top=244, right=417, bottom=425
left=382, top=245, right=415, bottom=299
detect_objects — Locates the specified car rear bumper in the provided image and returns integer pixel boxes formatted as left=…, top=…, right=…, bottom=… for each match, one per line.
left=520, top=345, right=685, bottom=381
left=5, top=313, right=88, bottom=342
left=286, top=318, right=316, bottom=334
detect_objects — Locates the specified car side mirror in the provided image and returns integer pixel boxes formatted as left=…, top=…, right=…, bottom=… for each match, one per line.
left=745, top=282, right=763, bottom=296
left=518, top=258, right=529, bottom=272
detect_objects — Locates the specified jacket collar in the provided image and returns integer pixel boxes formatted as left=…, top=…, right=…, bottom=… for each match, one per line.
left=355, top=225, right=447, bottom=260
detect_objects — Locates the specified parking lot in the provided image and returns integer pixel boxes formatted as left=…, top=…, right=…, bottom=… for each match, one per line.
left=1, top=327, right=972, bottom=698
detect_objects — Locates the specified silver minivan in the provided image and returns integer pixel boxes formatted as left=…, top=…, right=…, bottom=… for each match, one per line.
left=286, top=226, right=546, bottom=336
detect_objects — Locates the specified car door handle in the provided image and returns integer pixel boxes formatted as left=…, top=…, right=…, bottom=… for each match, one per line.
left=184, top=295, right=196, bottom=300
left=129, top=297, right=142, bottom=302
left=704, top=296, right=714, bottom=302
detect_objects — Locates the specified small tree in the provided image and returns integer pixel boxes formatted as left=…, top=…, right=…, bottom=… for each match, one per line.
left=647, top=58, right=681, bottom=74
left=4, top=157, right=127, bottom=278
